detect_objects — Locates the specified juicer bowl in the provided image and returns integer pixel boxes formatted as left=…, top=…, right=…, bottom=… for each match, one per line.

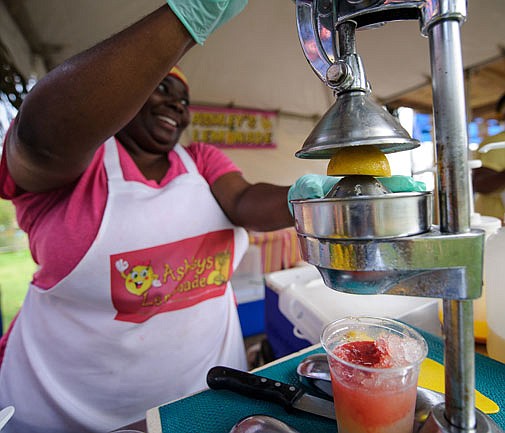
left=291, top=191, right=432, bottom=240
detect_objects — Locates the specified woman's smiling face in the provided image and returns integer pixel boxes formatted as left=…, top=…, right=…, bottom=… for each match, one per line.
left=120, top=75, right=190, bottom=155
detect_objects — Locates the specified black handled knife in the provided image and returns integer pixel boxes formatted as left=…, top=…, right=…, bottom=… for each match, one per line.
left=206, top=366, right=336, bottom=420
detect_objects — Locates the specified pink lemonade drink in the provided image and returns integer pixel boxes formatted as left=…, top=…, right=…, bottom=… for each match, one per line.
left=321, top=317, right=428, bottom=433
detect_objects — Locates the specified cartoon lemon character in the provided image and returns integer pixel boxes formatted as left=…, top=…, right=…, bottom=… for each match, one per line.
left=207, top=251, right=231, bottom=286
left=116, top=259, right=161, bottom=296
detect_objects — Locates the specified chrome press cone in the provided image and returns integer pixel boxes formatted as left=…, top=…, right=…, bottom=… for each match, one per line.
left=295, top=91, right=420, bottom=159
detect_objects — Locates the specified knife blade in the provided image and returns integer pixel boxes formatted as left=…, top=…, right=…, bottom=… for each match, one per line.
left=206, top=366, right=336, bottom=420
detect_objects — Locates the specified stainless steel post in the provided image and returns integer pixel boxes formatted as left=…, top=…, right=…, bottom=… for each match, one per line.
left=428, top=17, right=476, bottom=429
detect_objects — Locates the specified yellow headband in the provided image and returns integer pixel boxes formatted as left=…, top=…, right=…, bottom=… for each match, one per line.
left=167, top=65, right=189, bottom=91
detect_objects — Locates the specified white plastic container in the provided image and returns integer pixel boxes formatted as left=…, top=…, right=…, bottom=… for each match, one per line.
left=470, top=214, right=501, bottom=341
left=436, top=213, right=501, bottom=342
left=484, top=225, right=505, bottom=363
left=462, top=160, right=502, bottom=342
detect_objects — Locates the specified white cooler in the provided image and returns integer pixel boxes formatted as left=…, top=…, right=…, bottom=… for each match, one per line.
left=264, top=264, right=441, bottom=358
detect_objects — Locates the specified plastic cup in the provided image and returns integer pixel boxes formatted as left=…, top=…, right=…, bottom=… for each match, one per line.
left=321, top=316, right=428, bottom=433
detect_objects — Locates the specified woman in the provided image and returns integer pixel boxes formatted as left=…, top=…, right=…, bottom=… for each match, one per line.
left=0, top=2, right=298, bottom=432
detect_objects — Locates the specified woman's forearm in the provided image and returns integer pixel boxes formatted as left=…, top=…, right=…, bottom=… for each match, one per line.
left=10, top=5, right=195, bottom=191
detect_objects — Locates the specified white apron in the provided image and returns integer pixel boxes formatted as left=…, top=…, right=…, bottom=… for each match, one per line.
left=0, top=139, right=248, bottom=433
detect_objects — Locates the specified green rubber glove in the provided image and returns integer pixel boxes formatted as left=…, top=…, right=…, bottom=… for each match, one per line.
left=287, top=174, right=340, bottom=214
left=167, top=0, right=248, bottom=45
left=287, top=174, right=426, bottom=215
left=376, top=175, right=426, bottom=193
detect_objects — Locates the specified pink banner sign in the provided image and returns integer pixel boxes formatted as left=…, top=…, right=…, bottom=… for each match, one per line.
left=189, top=105, right=277, bottom=149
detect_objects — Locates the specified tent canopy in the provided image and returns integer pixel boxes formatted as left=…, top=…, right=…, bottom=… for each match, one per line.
left=1, top=0, right=505, bottom=121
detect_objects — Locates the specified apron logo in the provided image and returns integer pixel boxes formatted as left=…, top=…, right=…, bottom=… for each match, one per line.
left=110, top=229, right=235, bottom=323
left=115, top=260, right=162, bottom=296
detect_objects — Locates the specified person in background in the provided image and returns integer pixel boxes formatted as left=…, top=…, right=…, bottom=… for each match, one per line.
left=473, top=93, right=505, bottom=222
left=0, top=2, right=303, bottom=432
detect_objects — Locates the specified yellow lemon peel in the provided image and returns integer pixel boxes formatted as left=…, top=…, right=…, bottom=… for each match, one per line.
left=345, top=330, right=372, bottom=341
left=327, top=145, right=392, bottom=177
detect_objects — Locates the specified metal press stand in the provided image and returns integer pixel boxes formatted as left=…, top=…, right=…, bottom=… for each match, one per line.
left=293, top=1, right=503, bottom=432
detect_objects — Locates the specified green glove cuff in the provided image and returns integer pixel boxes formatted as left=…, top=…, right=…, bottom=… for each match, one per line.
left=167, top=1, right=247, bottom=45
left=377, top=175, right=426, bottom=192
left=167, top=4, right=203, bottom=45
left=287, top=174, right=340, bottom=215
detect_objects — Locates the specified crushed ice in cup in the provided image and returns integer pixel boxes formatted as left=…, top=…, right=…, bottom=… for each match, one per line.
left=332, top=335, right=422, bottom=389
left=335, top=334, right=423, bottom=369
left=377, top=334, right=424, bottom=367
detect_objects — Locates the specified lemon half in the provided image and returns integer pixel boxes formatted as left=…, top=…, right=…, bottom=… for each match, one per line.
left=327, top=145, right=391, bottom=177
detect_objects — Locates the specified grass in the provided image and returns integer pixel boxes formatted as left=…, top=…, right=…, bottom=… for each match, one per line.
left=0, top=249, right=36, bottom=333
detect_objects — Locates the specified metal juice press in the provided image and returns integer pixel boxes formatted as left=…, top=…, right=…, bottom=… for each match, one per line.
left=291, top=1, right=503, bottom=432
